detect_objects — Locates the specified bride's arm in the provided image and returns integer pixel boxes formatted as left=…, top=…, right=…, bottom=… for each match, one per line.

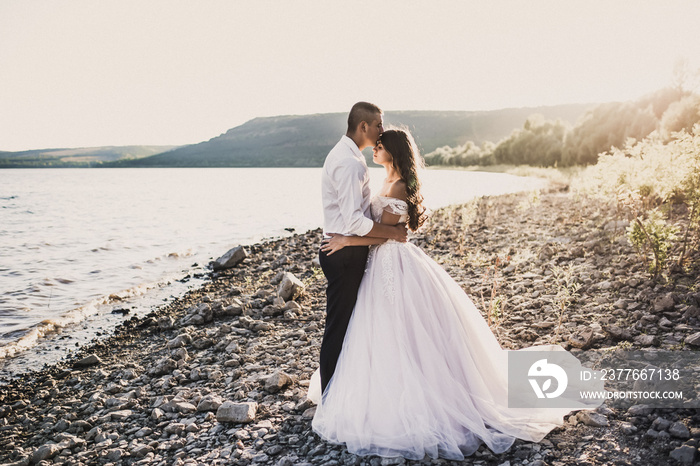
left=380, top=209, right=403, bottom=226
left=378, top=182, right=408, bottom=227
left=363, top=182, right=409, bottom=240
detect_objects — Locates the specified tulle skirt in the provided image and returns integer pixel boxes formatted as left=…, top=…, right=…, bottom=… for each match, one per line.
left=308, top=241, right=587, bottom=460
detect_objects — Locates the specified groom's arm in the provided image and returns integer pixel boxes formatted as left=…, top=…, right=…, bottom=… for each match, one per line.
left=364, top=222, right=408, bottom=242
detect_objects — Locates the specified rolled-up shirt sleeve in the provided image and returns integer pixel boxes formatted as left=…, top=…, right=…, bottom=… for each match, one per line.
left=332, top=159, right=374, bottom=237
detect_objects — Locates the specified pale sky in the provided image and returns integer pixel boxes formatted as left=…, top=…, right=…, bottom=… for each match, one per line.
left=1, top=0, right=700, bottom=151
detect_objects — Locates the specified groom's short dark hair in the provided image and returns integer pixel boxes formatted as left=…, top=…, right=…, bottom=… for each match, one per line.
left=347, top=102, right=382, bottom=133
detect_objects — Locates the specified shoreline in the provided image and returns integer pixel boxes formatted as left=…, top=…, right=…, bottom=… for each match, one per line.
left=2, top=188, right=700, bottom=465
left=0, top=269, right=211, bottom=381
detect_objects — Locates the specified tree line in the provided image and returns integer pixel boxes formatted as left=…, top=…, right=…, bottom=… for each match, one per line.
left=425, top=87, right=700, bottom=168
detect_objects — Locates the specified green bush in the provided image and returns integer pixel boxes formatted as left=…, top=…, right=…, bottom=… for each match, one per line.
left=573, top=125, right=700, bottom=204
left=574, top=124, right=700, bottom=276
left=627, top=208, right=679, bottom=277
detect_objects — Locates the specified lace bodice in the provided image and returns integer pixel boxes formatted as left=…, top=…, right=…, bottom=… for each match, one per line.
left=371, top=196, right=409, bottom=224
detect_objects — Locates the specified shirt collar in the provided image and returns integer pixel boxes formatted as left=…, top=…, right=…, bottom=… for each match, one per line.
left=341, top=135, right=365, bottom=160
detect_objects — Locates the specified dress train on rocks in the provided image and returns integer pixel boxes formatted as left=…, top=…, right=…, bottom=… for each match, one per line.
left=308, top=196, right=596, bottom=460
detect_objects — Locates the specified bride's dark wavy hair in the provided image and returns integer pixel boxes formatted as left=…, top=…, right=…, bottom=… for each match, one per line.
left=377, top=128, right=428, bottom=231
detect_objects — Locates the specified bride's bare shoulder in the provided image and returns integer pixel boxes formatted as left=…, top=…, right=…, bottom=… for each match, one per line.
left=386, top=180, right=407, bottom=202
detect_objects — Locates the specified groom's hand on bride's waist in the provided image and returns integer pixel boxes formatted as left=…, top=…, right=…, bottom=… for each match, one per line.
left=393, top=223, right=408, bottom=242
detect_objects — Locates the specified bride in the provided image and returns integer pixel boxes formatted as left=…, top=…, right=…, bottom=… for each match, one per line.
left=307, top=128, right=594, bottom=460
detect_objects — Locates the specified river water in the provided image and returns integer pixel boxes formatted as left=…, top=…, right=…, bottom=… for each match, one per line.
left=0, top=167, right=546, bottom=376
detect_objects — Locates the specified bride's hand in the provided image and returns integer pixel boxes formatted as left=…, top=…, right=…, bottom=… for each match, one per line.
left=321, top=233, right=349, bottom=255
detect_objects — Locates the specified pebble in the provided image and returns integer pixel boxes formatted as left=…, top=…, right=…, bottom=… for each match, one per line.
left=620, top=422, right=637, bottom=435
left=576, top=411, right=609, bottom=427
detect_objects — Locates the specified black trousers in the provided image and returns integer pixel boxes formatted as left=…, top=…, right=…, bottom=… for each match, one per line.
left=318, top=245, right=369, bottom=393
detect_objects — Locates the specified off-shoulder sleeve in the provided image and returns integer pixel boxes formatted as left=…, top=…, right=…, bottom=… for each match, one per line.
left=379, top=196, right=408, bottom=216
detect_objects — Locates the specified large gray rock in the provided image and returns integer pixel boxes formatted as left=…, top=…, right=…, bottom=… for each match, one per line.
left=54, top=433, right=87, bottom=448
left=105, top=448, right=124, bottom=461
left=576, top=411, right=608, bottom=427
left=627, top=404, right=653, bottom=416
left=31, top=443, right=61, bottom=463
left=151, top=408, right=164, bottom=421
left=653, top=417, right=672, bottom=431
left=603, top=325, right=633, bottom=341
left=181, top=303, right=214, bottom=326
left=109, top=410, right=133, bottom=421
left=73, top=354, right=103, bottom=368
left=166, top=333, right=192, bottom=349
left=568, top=328, right=594, bottom=349
left=216, top=401, right=257, bottom=423
left=653, top=294, right=675, bottom=313
left=197, top=394, right=224, bottom=412
left=221, top=298, right=244, bottom=316
left=634, top=334, right=659, bottom=347
left=670, top=445, right=697, bottom=464
left=669, top=421, right=691, bottom=439
left=302, top=406, right=317, bottom=419
left=150, top=357, right=178, bottom=376
left=264, top=371, right=293, bottom=393
left=278, top=272, right=305, bottom=301
left=131, top=444, right=155, bottom=458
left=212, top=246, right=248, bottom=270
left=684, top=332, right=700, bottom=346
left=173, top=402, right=197, bottom=414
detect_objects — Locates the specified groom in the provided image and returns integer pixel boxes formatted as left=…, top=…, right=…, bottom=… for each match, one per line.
left=318, top=101, right=407, bottom=393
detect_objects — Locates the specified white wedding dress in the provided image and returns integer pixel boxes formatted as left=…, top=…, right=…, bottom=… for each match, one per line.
left=308, top=196, right=593, bottom=460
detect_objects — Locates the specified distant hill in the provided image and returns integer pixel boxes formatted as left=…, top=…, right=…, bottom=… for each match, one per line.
left=0, top=145, right=181, bottom=168
left=113, top=104, right=593, bottom=168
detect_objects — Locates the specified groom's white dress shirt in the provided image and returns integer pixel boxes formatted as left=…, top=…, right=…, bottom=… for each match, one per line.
left=321, top=135, right=374, bottom=238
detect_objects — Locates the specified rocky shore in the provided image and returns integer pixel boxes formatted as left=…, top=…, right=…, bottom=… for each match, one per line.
left=2, top=187, right=700, bottom=466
